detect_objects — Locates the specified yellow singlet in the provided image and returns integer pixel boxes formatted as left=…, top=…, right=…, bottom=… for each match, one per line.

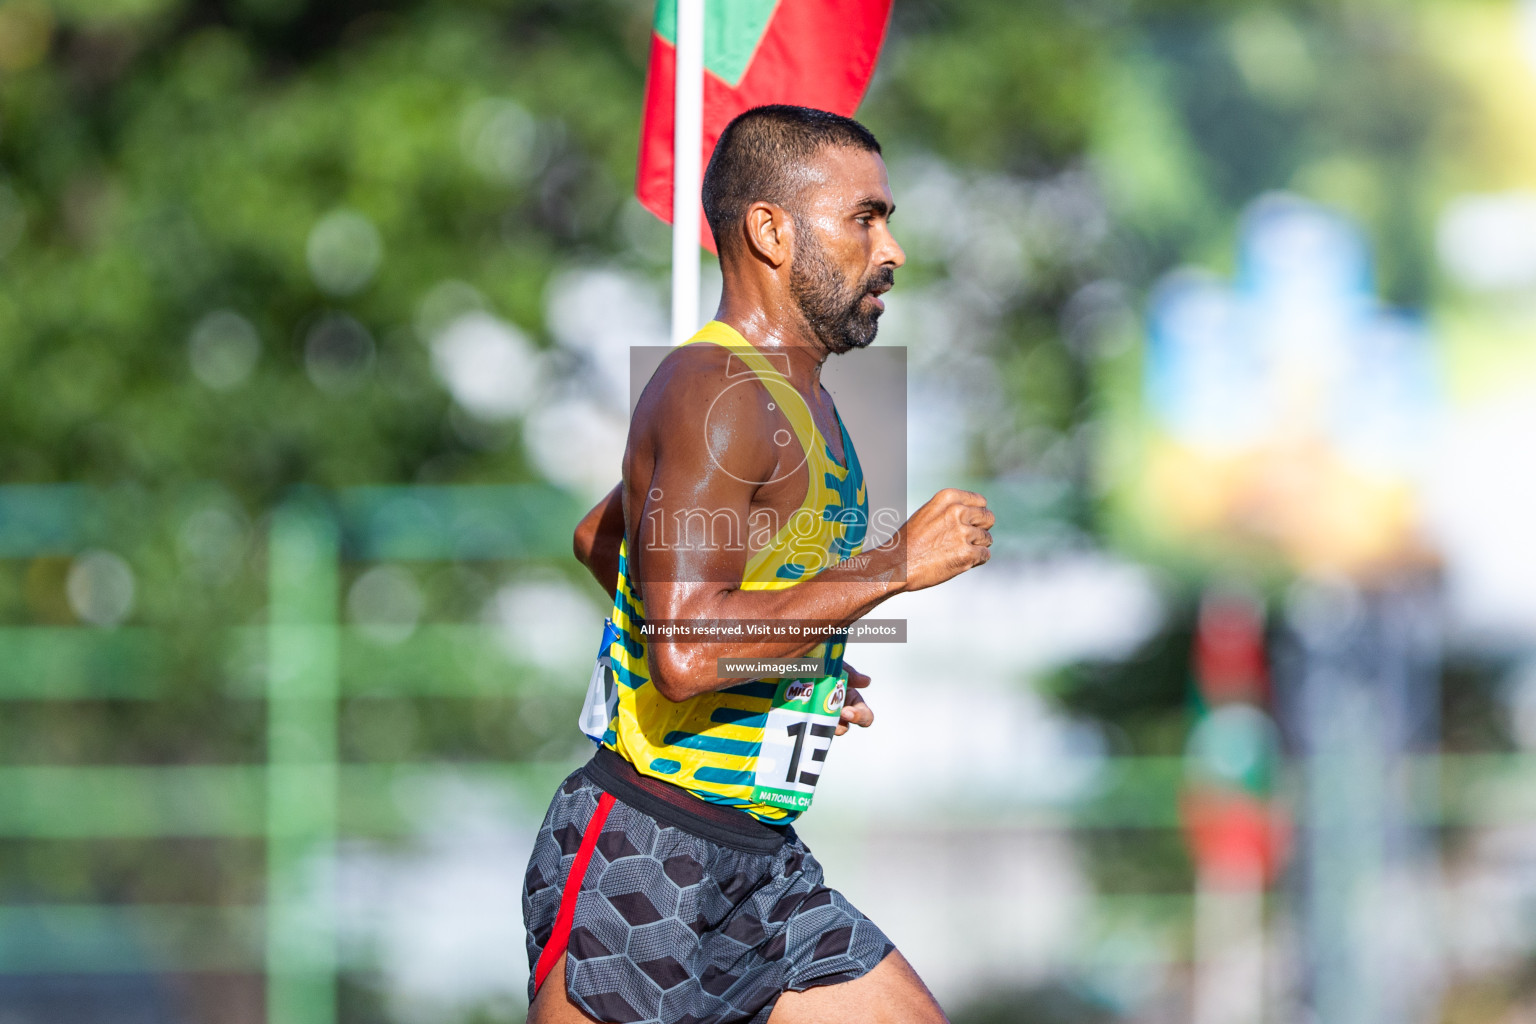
left=595, top=320, right=869, bottom=823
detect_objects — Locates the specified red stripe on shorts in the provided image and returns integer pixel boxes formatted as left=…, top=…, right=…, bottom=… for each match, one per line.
left=533, top=790, right=617, bottom=996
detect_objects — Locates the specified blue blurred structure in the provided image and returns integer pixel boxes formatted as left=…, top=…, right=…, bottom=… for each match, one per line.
left=1147, top=194, right=1437, bottom=470
left=1144, top=196, right=1447, bottom=1023
left=1280, top=582, right=1443, bottom=1024
left=1143, top=194, right=1439, bottom=577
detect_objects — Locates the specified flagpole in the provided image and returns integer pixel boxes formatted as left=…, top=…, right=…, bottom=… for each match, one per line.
left=671, top=0, right=705, bottom=346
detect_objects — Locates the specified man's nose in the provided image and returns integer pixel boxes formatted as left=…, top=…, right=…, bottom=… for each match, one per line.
left=878, top=226, right=906, bottom=269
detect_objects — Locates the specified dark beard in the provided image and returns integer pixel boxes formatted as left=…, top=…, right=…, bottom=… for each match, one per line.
left=789, top=227, right=893, bottom=355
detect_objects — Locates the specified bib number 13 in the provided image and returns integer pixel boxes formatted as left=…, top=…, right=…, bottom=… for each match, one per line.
left=751, top=674, right=847, bottom=813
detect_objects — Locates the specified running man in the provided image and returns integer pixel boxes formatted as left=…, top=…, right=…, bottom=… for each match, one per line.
left=523, top=105, right=994, bottom=1024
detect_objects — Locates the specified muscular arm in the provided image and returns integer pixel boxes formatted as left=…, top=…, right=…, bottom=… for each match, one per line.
left=628, top=347, right=992, bottom=701
left=573, top=482, right=624, bottom=597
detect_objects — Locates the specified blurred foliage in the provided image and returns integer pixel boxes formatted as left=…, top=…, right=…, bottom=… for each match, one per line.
left=0, top=0, right=1459, bottom=494
left=0, top=838, right=261, bottom=903
left=1047, top=598, right=1200, bottom=757
left=1441, top=652, right=1520, bottom=755
left=0, top=0, right=655, bottom=496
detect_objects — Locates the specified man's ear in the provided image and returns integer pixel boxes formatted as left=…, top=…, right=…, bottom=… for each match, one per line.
left=743, top=201, right=793, bottom=268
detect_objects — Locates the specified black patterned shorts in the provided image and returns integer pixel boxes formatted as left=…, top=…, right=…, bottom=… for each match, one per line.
left=522, top=747, right=894, bottom=1024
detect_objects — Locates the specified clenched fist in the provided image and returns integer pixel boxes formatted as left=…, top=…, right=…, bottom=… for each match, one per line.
left=898, top=488, right=994, bottom=592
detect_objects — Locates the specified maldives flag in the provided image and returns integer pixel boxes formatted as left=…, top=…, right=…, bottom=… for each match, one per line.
left=636, top=0, right=894, bottom=251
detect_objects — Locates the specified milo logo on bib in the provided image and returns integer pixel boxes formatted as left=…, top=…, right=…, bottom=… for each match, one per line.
left=823, top=680, right=846, bottom=715
left=751, top=673, right=846, bottom=813
left=784, top=679, right=815, bottom=702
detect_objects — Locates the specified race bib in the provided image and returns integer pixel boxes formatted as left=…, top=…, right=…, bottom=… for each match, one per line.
left=750, top=673, right=847, bottom=813
left=578, top=619, right=622, bottom=745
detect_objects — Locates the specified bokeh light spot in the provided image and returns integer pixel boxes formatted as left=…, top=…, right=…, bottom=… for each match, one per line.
left=429, top=311, right=538, bottom=421
left=306, top=209, right=382, bottom=296
left=459, top=98, right=539, bottom=185
left=188, top=310, right=260, bottom=390
left=347, top=565, right=424, bottom=646
left=66, top=550, right=135, bottom=628
left=304, top=312, right=376, bottom=395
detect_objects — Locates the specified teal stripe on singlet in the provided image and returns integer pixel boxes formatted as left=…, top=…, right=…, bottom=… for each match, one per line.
left=694, top=767, right=755, bottom=787
left=661, top=732, right=763, bottom=758
left=721, top=680, right=777, bottom=699
left=710, top=707, right=768, bottom=728
left=613, top=662, right=649, bottom=689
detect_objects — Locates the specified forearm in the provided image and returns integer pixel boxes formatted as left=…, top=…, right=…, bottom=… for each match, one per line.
left=573, top=483, right=624, bottom=597
left=711, top=552, right=902, bottom=656
left=645, top=483, right=995, bottom=700
left=645, top=546, right=906, bottom=698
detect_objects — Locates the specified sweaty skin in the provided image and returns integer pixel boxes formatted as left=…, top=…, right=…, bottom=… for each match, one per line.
left=550, top=145, right=992, bottom=1024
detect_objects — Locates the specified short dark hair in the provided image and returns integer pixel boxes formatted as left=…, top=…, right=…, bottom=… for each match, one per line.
left=701, top=105, right=882, bottom=255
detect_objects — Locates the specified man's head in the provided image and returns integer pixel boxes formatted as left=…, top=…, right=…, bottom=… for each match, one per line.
left=703, top=105, right=904, bottom=354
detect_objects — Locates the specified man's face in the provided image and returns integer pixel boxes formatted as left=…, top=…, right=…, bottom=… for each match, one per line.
left=787, top=146, right=905, bottom=355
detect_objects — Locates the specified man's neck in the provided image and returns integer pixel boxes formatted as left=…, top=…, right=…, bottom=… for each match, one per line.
left=714, top=292, right=830, bottom=391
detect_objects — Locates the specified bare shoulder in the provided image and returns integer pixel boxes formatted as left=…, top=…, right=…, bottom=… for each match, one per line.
left=632, top=343, right=776, bottom=458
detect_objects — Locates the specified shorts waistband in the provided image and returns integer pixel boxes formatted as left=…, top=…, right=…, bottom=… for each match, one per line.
left=584, top=746, right=790, bottom=855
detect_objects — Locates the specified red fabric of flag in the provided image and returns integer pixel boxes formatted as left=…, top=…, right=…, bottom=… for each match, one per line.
left=636, top=0, right=894, bottom=253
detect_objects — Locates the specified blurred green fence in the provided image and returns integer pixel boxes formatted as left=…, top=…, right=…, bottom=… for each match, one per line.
left=0, top=485, right=584, bottom=1022
left=3, top=485, right=1536, bottom=1022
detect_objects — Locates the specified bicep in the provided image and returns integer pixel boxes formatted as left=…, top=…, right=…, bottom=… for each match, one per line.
left=630, top=376, right=773, bottom=620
